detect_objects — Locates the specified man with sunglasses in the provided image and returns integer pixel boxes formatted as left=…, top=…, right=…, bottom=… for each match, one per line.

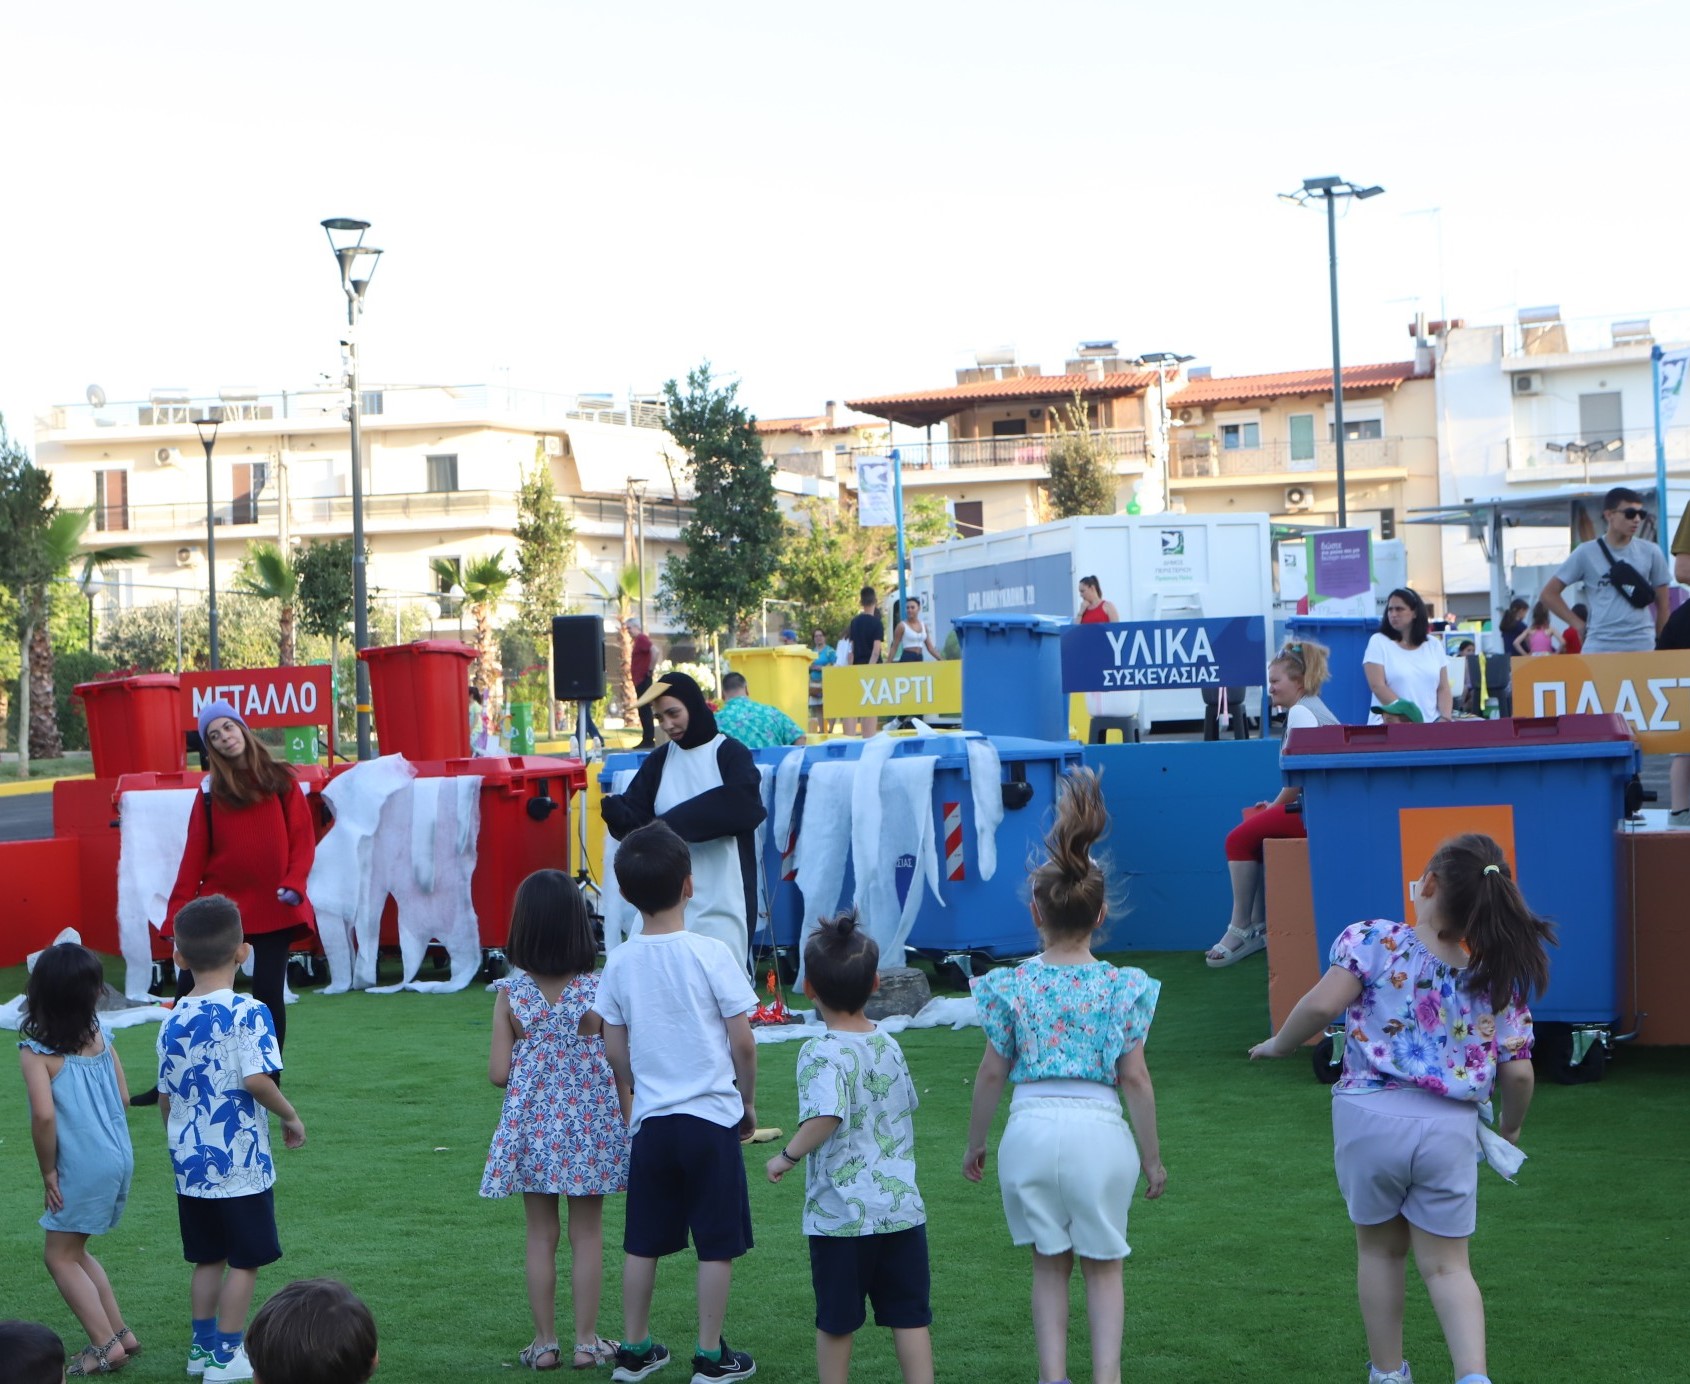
left=1539, top=487, right=1672, bottom=654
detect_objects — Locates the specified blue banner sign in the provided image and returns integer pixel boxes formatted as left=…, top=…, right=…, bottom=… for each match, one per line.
left=1060, top=617, right=1269, bottom=692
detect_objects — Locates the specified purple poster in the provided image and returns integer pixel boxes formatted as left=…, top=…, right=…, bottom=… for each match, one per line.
left=1307, top=528, right=1373, bottom=603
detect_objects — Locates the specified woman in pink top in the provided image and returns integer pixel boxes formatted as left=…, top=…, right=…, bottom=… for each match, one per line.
left=1250, top=834, right=1553, bottom=1384
left=1511, top=602, right=1559, bottom=656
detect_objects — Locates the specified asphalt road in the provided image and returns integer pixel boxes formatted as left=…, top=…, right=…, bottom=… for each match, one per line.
left=0, top=793, right=53, bottom=842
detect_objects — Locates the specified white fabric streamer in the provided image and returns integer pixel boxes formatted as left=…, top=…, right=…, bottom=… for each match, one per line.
left=771, top=747, right=805, bottom=854
left=313, top=756, right=416, bottom=994
left=851, top=740, right=942, bottom=966
left=368, top=775, right=483, bottom=994
left=115, top=788, right=197, bottom=998
left=964, top=738, right=1005, bottom=882
left=753, top=764, right=777, bottom=949
left=793, top=760, right=857, bottom=980
left=600, top=768, right=641, bottom=952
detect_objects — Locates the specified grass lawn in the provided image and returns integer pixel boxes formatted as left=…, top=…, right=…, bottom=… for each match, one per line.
left=0, top=755, right=94, bottom=784
left=2, top=952, right=1685, bottom=1382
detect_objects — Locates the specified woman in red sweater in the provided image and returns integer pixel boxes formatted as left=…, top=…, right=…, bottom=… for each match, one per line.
left=167, top=700, right=317, bottom=1045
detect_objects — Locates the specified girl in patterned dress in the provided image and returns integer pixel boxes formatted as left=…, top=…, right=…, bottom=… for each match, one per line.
left=17, top=944, right=140, bottom=1377
left=964, top=769, right=1166, bottom=1384
left=482, top=871, right=632, bottom=1370
left=1250, top=834, right=1552, bottom=1384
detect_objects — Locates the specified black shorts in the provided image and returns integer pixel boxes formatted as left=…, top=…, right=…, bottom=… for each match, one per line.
left=177, top=1189, right=282, bottom=1270
left=809, top=1225, right=932, bottom=1335
left=624, top=1114, right=753, bottom=1262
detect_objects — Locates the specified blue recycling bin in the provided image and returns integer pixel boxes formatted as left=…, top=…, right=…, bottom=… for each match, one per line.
left=954, top=613, right=1070, bottom=741
left=1284, top=615, right=1380, bottom=725
left=1283, top=715, right=1639, bottom=1024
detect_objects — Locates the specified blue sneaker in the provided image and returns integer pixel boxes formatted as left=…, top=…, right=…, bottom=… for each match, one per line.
left=612, top=1340, right=670, bottom=1382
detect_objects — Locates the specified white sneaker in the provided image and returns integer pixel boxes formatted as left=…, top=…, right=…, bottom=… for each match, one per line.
left=187, top=1342, right=214, bottom=1376
left=1668, top=808, right=1690, bottom=830
left=1369, top=1364, right=1412, bottom=1384
left=205, top=1344, right=255, bottom=1381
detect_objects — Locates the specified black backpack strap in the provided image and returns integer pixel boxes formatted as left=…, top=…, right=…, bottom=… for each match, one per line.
left=201, top=783, right=214, bottom=851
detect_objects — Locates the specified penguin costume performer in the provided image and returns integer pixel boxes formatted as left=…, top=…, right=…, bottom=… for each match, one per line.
left=600, top=670, right=766, bottom=968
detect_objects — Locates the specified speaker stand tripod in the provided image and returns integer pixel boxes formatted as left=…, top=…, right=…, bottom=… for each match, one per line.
left=569, top=699, right=605, bottom=941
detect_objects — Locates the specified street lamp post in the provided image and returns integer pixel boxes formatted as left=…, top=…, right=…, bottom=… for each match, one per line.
left=628, top=477, right=648, bottom=628
left=1279, top=176, right=1384, bottom=529
left=1134, top=351, right=1194, bottom=514
left=191, top=414, right=223, bottom=669
left=321, top=217, right=384, bottom=759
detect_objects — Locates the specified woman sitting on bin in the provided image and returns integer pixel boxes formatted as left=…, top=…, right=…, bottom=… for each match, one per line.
left=1363, top=587, right=1452, bottom=725
left=1205, top=640, right=1338, bottom=968
left=598, top=671, right=766, bottom=971
left=132, top=700, right=318, bottom=1106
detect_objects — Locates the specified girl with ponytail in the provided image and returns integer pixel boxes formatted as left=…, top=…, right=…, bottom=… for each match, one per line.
left=1250, top=834, right=1554, bottom=1384
left=963, top=769, right=1165, bottom=1384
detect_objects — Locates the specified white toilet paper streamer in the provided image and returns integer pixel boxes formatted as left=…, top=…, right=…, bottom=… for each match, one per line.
left=600, top=767, right=642, bottom=952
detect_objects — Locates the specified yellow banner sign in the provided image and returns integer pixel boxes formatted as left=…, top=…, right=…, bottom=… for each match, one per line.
left=1511, top=650, right=1690, bottom=753
left=823, top=661, right=962, bottom=717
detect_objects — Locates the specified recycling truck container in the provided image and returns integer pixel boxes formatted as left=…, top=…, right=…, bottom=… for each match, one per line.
left=358, top=640, right=475, bottom=761
left=1283, top=714, right=1638, bottom=1023
left=75, top=674, right=185, bottom=778
left=725, top=645, right=814, bottom=733
left=954, top=614, right=1069, bottom=742
left=1283, top=616, right=1382, bottom=726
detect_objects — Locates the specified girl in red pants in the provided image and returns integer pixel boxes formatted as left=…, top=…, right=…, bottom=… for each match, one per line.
left=1206, top=640, right=1337, bottom=967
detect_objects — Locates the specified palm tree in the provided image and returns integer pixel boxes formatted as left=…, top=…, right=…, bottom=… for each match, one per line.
left=432, top=553, right=513, bottom=717
left=18, top=509, right=142, bottom=774
left=236, top=541, right=299, bottom=665
left=582, top=564, right=649, bottom=721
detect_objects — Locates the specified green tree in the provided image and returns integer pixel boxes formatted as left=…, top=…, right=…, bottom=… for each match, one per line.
left=513, top=451, right=575, bottom=643
left=293, top=539, right=358, bottom=751
left=659, top=364, right=783, bottom=646
left=236, top=540, right=300, bottom=665
left=582, top=564, right=649, bottom=718
left=777, top=495, right=955, bottom=642
left=432, top=553, right=513, bottom=714
left=1045, top=389, right=1116, bottom=518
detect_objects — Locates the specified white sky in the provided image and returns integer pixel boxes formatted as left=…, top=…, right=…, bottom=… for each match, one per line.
left=3, top=0, right=1687, bottom=441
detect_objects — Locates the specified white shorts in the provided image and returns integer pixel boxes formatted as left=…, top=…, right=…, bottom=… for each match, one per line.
left=997, top=1097, right=1139, bottom=1260
left=1332, top=1088, right=1480, bottom=1237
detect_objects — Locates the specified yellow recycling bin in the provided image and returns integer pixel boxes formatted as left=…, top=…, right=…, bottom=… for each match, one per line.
left=723, top=646, right=814, bottom=731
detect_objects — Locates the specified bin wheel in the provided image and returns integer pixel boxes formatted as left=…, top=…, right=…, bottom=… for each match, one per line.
left=775, top=950, right=799, bottom=987
left=479, top=951, right=509, bottom=983
left=1312, top=1036, right=1342, bottom=1085
left=935, top=951, right=994, bottom=992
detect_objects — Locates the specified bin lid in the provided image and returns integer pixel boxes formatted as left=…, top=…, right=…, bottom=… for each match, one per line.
left=1283, top=713, right=1639, bottom=769
left=409, top=754, right=587, bottom=790
left=357, top=639, right=474, bottom=663
left=113, top=770, right=207, bottom=796
left=1283, top=616, right=1380, bottom=631
left=951, top=613, right=1069, bottom=635
left=599, top=748, right=655, bottom=787
left=900, top=733, right=1083, bottom=766
left=75, top=673, right=182, bottom=697
left=725, top=646, right=815, bottom=661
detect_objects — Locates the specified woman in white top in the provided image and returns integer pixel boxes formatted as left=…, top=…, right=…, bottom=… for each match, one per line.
left=1363, top=588, right=1452, bottom=725
left=892, top=596, right=939, bottom=663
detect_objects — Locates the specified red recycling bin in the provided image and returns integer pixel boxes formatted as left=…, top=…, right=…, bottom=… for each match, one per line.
left=358, top=640, right=475, bottom=761
left=114, top=766, right=333, bottom=961
left=75, top=674, right=185, bottom=779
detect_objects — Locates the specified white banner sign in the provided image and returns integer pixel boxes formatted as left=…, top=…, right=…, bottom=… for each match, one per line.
left=856, top=457, right=895, bottom=527
left=1660, top=347, right=1690, bottom=431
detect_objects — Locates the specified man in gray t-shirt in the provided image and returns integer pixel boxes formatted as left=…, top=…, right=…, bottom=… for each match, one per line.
left=1541, top=487, right=1672, bottom=654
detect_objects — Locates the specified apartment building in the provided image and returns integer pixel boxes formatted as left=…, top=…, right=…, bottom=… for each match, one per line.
left=754, top=402, right=888, bottom=489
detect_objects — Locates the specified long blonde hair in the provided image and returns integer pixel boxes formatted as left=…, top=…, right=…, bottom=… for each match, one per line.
left=1272, top=638, right=1330, bottom=696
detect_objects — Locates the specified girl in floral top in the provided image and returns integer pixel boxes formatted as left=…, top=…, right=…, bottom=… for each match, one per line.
left=964, top=768, right=1164, bottom=1384
left=1250, top=833, right=1554, bottom=1384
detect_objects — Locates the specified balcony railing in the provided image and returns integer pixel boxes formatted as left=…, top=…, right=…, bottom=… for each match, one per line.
left=1171, top=436, right=1401, bottom=479
left=856, top=428, right=1147, bottom=472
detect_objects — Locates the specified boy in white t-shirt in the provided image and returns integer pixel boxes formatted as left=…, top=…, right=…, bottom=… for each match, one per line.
left=594, top=822, right=760, bottom=1384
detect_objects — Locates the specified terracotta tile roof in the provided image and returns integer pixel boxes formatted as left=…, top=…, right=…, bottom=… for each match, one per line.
left=847, top=371, right=1158, bottom=428
left=754, top=415, right=830, bottom=434
left=1169, top=361, right=1420, bottom=407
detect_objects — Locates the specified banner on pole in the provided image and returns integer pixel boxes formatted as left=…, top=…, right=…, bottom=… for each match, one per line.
left=857, top=457, right=895, bottom=527
left=1059, top=617, right=1268, bottom=692
left=1659, top=347, right=1690, bottom=431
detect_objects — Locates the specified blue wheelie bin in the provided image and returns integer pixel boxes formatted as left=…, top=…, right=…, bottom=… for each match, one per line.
left=1284, top=615, right=1381, bottom=725
left=954, top=614, right=1070, bottom=742
left=1283, top=714, right=1638, bottom=1024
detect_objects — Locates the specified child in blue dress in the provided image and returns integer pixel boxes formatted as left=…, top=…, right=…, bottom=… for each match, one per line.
left=481, top=870, right=631, bottom=1371
left=17, top=943, right=140, bottom=1377
left=964, top=768, right=1165, bottom=1384
left=1251, top=833, right=1550, bottom=1384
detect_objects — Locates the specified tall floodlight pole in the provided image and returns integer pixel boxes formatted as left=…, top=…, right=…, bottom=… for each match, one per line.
left=191, top=415, right=223, bottom=669
left=321, top=218, right=384, bottom=759
left=1279, top=176, right=1384, bottom=529
left=1134, top=352, right=1194, bottom=514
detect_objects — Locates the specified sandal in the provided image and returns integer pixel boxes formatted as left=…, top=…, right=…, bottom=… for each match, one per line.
left=67, top=1335, right=120, bottom=1375
left=519, top=1341, right=562, bottom=1371
left=573, top=1336, right=619, bottom=1368
left=1205, top=924, right=1266, bottom=969
left=115, top=1325, right=141, bottom=1358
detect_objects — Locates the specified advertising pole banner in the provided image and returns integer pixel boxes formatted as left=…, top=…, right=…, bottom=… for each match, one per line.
left=857, top=457, right=895, bottom=527
left=1059, top=617, right=1268, bottom=693
left=1511, top=650, right=1690, bottom=753
left=179, top=667, right=335, bottom=730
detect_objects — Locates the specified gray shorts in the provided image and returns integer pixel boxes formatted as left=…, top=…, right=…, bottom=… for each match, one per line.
left=1332, top=1088, right=1480, bottom=1238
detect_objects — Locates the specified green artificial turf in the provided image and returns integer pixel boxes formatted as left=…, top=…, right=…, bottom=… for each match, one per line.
left=2, top=953, right=1685, bottom=1382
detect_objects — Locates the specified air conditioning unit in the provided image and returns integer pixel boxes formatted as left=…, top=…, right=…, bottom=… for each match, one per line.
left=1177, top=407, right=1199, bottom=425
left=1513, top=373, right=1544, bottom=396
left=175, top=545, right=197, bottom=568
left=1284, top=486, right=1314, bottom=513
left=155, top=446, right=183, bottom=467
left=543, top=435, right=564, bottom=457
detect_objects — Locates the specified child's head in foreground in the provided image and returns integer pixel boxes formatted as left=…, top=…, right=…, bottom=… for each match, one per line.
left=0, top=1320, right=65, bottom=1384
left=174, top=893, right=246, bottom=973
left=1030, top=767, right=1111, bottom=940
left=247, top=1278, right=378, bottom=1384
left=804, top=911, right=879, bottom=1015
left=23, top=942, right=104, bottom=1057
left=613, top=820, right=692, bottom=917
left=505, top=869, right=595, bottom=977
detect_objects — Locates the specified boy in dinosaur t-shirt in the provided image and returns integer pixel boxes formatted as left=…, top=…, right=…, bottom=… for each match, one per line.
left=765, top=913, right=932, bottom=1384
